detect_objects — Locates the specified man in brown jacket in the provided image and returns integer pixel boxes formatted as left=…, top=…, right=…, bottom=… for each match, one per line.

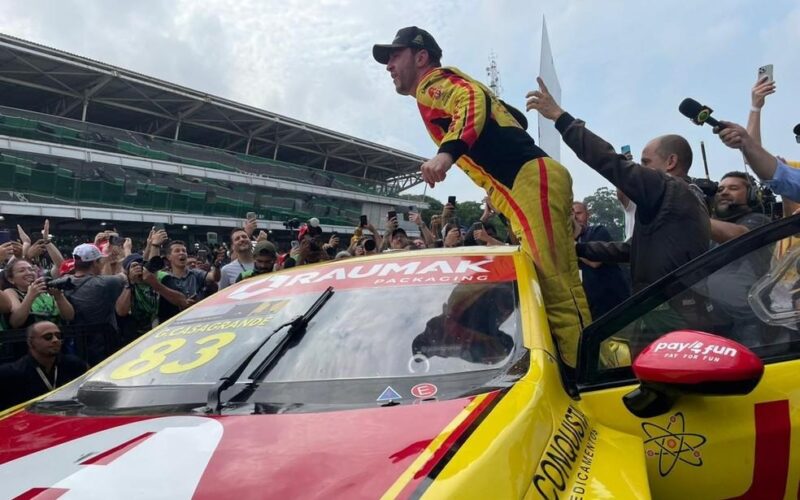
left=526, top=78, right=710, bottom=293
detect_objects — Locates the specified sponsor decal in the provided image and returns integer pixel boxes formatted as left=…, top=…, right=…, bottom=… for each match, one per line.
left=566, top=429, right=598, bottom=500
left=410, top=383, right=438, bottom=399
left=219, top=256, right=515, bottom=302
left=427, top=86, right=443, bottom=99
left=642, top=412, right=706, bottom=477
left=532, top=405, right=592, bottom=500
left=154, top=317, right=271, bottom=338
left=376, top=386, right=402, bottom=403
left=652, top=340, right=738, bottom=363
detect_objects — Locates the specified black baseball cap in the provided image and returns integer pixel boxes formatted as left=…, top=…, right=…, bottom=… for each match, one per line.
left=373, top=26, right=442, bottom=65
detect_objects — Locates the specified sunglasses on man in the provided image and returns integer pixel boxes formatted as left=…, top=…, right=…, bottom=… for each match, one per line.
left=40, top=331, right=62, bottom=342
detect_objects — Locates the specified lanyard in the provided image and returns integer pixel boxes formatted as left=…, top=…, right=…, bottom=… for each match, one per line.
left=35, top=365, right=57, bottom=391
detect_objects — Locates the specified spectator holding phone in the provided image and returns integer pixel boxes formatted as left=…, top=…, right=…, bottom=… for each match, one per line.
left=443, top=224, right=463, bottom=248
left=143, top=227, right=168, bottom=262
left=409, top=212, right=435, bottom=247
left=17, top=220, right=64, bottom=276
left=3, top=259, right=74, bottom=329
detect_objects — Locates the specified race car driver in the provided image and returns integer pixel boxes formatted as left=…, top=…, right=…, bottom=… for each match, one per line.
left=373, top=27, right=590, bottom=366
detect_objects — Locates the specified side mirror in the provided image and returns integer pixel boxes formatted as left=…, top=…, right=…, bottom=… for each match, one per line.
left=623, top=330, right=764, bottom=418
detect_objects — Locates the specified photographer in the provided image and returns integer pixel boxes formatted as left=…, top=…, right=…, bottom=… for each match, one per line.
left=348, top=222, right=382, bottom=256
left=292, top=220, right=330, bottom=265
left=63, top=244, right=126, bottom=364
left=711, top=172, right=771, bottom=244
left=115, top=254, right=159, bottom=343
left=3, top=259, right=74, bottom=329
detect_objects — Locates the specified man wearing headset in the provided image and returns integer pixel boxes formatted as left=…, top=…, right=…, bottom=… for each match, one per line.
left=711, top=171, right=771, bottom=244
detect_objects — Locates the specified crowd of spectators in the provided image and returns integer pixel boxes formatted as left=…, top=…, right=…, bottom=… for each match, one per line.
left=0, top=69, right=797, bottom=409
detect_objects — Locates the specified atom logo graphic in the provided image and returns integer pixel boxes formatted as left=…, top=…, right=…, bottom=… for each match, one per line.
left=642, top=412, right=707, bottom=477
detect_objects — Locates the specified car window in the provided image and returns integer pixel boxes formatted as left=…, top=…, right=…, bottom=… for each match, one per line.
left=578, top=216, right=800, bottom=389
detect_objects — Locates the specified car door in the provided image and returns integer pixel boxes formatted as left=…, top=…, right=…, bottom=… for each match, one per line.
left=575, top=215, right=800, bottom=499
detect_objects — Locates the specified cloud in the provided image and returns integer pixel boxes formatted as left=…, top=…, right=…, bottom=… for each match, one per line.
left=0, top=0, right=796, bottom=205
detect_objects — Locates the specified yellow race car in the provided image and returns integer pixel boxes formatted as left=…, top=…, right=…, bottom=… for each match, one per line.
left=0, top=216, right=799, bottom=499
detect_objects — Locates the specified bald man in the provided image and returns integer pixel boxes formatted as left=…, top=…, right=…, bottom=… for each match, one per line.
left=0, top=321, right=87, bottom=409
left=528, top=79, right=710, bottom=292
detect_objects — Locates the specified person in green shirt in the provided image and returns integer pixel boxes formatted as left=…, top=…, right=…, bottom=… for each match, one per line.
left=3, top=259, right=74, bottom=329
left=115, top=254, right=159, bottom=344
left=235, top=241, right=277, bottom=283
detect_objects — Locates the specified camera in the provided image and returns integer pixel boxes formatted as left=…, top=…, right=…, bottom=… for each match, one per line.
left=363, top=239, right=376, bottom=252
left=283, top=218, right=300, bottom=230
left=145, top=255, right=165, bottom=273
left=44, top=276, right=75, bottom=291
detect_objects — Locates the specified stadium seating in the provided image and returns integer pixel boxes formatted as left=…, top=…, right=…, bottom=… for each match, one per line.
left=0, top=107, right=387, bottom=196
left=0, top=151, right=363, bottom=226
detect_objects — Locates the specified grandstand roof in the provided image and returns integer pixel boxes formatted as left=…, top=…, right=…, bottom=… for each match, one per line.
left=0, top=33, right=425, bottom=192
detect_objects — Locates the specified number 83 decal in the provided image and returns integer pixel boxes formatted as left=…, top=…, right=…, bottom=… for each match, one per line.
left=110, top=332, right=237, bottom=380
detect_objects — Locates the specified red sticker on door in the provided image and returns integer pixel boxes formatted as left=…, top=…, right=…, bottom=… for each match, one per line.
left=410, top=383, right=438, bottom=399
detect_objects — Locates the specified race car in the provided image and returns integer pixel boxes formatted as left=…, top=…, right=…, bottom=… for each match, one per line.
left=1, top=216, right=800, bottom=499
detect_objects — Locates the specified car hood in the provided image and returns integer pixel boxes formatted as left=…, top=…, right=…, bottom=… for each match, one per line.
left=0, top=392, right=501, bottom=499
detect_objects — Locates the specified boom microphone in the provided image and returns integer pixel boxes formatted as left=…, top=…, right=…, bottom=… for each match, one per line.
left=679, top=98, right=725, bottom=129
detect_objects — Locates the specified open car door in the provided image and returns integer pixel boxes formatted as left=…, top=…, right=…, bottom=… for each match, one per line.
left=576, top=215, right=800, bottom=499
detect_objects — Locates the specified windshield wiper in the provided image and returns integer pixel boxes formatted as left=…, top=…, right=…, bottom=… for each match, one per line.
left=204, top=286, right=334, bottom=414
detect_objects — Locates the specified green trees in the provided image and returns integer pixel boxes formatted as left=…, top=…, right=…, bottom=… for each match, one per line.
left=580, top=187, right=625, bottom=241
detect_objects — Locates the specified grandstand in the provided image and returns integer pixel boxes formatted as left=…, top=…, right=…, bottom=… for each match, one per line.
left=0, top=33, right=427, bottom=243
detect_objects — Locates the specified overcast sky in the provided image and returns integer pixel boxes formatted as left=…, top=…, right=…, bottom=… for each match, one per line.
left=2, top=0, right=798, bottom=203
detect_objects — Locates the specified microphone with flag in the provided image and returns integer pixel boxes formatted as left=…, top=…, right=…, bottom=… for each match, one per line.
left=678, top=98, right=727, bottom=130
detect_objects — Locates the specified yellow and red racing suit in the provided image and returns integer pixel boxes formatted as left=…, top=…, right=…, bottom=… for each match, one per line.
left=415, top=66, right=591, bottom=366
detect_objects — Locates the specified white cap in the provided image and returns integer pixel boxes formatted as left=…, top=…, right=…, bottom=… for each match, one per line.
left=72, top=243, right=103, bottom=262
left=308, top=217, right=320, bottom=228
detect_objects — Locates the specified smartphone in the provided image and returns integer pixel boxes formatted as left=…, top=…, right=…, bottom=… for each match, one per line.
left=360, top=215, right=368, bottom=227
left=246, top=211, right=257, bottom=220
left=109, top=235, right=124, bottom=247
left=447, top=196, right=456, bottom=206
left=471, top=221, right=484, bottom=232
left=0, top=229, right=10, bottom=244
left=758, top=64, right=774, bottom=83
left=621, top=145, right=631, bottom=155
left=198, top=249, right=208, bottom=261
left=207, top=231, right=218, bottom=245
left=387, top=210, right=397, bottom=221
left=153, top=223, right=165, bottom=232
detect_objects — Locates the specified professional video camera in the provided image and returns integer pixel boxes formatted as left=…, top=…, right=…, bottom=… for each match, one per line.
left=43, top=276, right=75, bottom=291
left=283, top=218, right=301, bottom=230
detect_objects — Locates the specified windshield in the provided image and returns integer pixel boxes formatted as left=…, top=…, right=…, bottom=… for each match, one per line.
left=41, top=254, right=523, bottom=409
